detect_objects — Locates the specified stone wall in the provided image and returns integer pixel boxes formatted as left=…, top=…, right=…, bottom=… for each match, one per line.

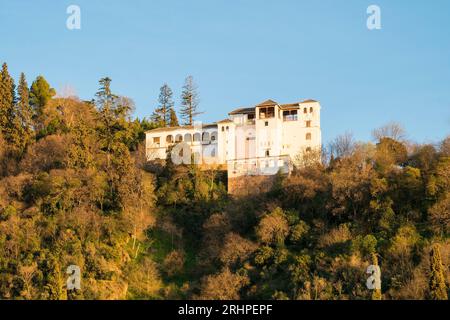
left=227, top=175, right=278, bottom=197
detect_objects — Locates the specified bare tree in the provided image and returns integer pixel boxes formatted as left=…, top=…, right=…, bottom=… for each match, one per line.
left=372, top=122, right=406, bottom=142
left=328, top=132, right=355, bottom=159
left=440, top=136, right=450, bottom=156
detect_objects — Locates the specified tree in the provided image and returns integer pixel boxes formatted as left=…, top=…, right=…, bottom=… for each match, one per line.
left=256, top=207, right=289, bottom=245
left=441, top=136, right=450, bottom=156
left=29, top=75, right=55, bottom=130
left=180, top=76, right=201, bottom=125
left=14, top=73, right=33, bottom=154
left=328, top=132, right=355, bottom=159
left=429, top=244, right=448, bottom=300
left=95, top=77, right=135, bottom=212
left=169, top=108, right=179, bottom=127
left=198, top=268, right=249, bottom=300
left=372, top=122, right=406, bottom=142
left=0, top=63, right=16, bottom=142
left=151, top=84, right=174, bottom=127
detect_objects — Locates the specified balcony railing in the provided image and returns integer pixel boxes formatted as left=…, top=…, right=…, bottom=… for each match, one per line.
left=227, top=155, right=292, bottom=178
left=283, top=115, right=298, bottom=121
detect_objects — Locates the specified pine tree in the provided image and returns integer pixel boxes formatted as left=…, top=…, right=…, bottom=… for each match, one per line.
left=29, top=75, right=55, bottom=131
left=95, top=77, right=118, bottom=167
left=152, top=83, right=174, bottom=127
left=429, top=244, right=448, bottom=300
left=180, top=75, right=202, bottom=125
left=14, top=73, right=33, bottom=154
left=0, top=63, right=16, bottom=142
left=169, top=108, right=179, bottom=127
left=95, top=77, right=134, bottom=212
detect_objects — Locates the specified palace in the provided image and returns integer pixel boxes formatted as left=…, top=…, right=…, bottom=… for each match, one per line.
left=145, top=99, right=321, bottom=179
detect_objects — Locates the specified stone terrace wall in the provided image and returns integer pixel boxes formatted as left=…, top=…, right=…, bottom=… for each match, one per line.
left=227, top=175, right=277, bottom=197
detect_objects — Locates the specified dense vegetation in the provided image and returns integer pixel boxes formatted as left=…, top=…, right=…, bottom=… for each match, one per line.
left=0, top=62, right=448, bottom=300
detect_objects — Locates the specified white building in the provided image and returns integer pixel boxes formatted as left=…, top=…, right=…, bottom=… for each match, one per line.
left=145, top=99, right=321, bottom=177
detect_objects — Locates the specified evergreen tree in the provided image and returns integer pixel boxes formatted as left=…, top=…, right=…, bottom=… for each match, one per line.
left=169, top=108, right=179, bottom=127
left=429, top=244, right=448, bottom=300
left=95, top=77, right=135, bottom=212
left=95, top=77, right=118, bottom=165
left=180, top=75, right=202, bottom=125
left=152, top=83, right=174, bottom=127
left=14, top=72, right=34, bottom=154
left=0, top=63, right=16, bottom=142
left=29, top=75, right=55, bottom=130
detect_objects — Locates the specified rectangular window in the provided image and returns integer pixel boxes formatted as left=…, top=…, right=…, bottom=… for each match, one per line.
left=259, top=107, right=275, bottom=119
left=306, top=120, right=311, bottom=127
left=265, top=121, right=269, bottom=127
left=153, top=137, right=161, bottom=146
left=283, top=110, right=298, bottom=121
left=265, top=150, right=270, bottom=157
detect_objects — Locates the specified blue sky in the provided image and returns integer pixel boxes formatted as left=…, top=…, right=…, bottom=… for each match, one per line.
left=1, top=0, right=449, bottom=145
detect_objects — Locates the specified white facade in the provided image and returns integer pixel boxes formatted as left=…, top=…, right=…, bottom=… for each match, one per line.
left=145, top=99, right=321, bottom=176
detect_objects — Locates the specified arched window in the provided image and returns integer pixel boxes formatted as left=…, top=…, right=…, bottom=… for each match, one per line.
left=202, top=132, right=210, bottom=142
left=310, top=107, right=313, bottom=113
left=304, top=108, right=307, bottom=114
left=193, top=133, right=201, bottom=142
left=306, top=133, right=312, bottom=140
left=184, top=133, right=192, bottom=142
left=175, top=134, right=183, bottom=143
left=166, top=135, right=173, bottom=143
left=210, top=131, right=218, bottom=142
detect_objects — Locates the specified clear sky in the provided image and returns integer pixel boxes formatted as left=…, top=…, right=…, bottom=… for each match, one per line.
left=1, top=0, right=449, bottom=145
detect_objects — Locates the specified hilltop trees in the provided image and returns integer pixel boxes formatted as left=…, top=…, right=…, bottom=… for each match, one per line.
left=0, top=62, right=449, bottom=300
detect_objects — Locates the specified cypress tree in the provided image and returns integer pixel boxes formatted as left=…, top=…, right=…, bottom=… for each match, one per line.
left=429, top=244, right=448, bottom=300
left=169, top=108, right=179, bottom=127
left=0, top=63, right=16, bottom=142
left=14, top=72, right=33, bottom=153
left=180, top=75, right=202, bottom=125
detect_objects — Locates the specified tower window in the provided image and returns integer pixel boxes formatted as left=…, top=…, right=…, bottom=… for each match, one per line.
left=306, top=133, right=312, bottom=140
left=310, top=107, right=313, bottom=113
left=306, top=120, right=311, bottom=127
left=283, top=110, right=298, bottom=121
left=265, top=121, right=269, bottom=127
left=304, top=108, right=307, bottom=114
left=265, top=150, right=270, bottom=157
